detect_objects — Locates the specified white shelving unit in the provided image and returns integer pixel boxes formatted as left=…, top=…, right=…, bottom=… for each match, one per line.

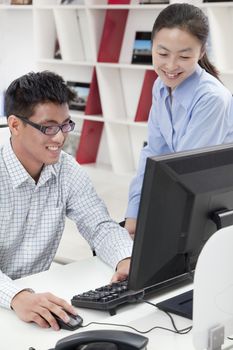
left=0, top=1, right=233, bottom=170
left=32, top=1, right=233, bottom=174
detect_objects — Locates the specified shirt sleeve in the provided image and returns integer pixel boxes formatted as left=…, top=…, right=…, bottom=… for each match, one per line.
left=176, top=93, right=232, bottom=151
left=0, top=271, right=28, bottom=309
left=125, top=89, right=167, bottom=219
left=65, top=163, right=133, bottom=270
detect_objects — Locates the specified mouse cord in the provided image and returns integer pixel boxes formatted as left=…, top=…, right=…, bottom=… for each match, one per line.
left=142, top=298, right=192, bottom=334
left=80, top=299, right=192, bottom=335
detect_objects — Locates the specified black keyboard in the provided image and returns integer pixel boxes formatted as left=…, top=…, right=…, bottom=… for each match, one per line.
left=71, top=280, right=145, bottom=316
left=71, top=274, right=192, bottom=316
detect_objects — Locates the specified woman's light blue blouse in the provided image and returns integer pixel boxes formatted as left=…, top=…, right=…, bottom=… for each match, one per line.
left=126, top=65, right=233, bottom=218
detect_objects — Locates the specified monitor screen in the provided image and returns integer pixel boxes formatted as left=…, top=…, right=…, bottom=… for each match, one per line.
left=128, top=144, right=233, bottom=292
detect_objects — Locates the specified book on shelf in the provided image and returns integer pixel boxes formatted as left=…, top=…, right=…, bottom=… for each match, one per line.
left=67, top=81, right=90, bottom=111
left=75, top=69, right=103, bottom=164
left=135, top=70, right=158, bottom=122
left=98, top=2, right=129, bottom=62
left=131, top=31, right=152, bottom=65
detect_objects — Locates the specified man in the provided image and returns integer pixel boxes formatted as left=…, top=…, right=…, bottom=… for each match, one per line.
left=0, top=71, right=132, bottom=330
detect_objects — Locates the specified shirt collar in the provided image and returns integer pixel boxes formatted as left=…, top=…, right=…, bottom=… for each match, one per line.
left=158, top=64, right=203, bottom=109
left=3, top=139, right=57, bottom=189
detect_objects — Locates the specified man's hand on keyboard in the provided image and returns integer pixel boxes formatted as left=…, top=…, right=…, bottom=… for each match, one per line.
left=111, top=257, right=131, bottom=283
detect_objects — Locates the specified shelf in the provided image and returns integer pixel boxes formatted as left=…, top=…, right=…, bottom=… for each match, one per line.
left=70, top=112, right=103, bottom=123
left=201, top=2, right=233, bottom=8
left=105, top=119, right=147, bottom=126
left=97, top=62, right=153, bottom=70
left=0, top=5, right=32, bottom=10
left=33, top=1, right=233, bottom=173
left=39, top=60, right=154, bottom=70
left=34, top=5, right=86, bottom=10
left=0, top=1, right=232, bottom=174
left=88, top=4, right=167, bottom=10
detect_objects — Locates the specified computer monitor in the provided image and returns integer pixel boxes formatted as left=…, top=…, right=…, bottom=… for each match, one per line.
left=128, top=143, right=233, bottom=295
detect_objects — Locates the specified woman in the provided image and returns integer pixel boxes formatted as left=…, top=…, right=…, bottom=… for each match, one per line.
left=125, top=3, right=233, bottom=236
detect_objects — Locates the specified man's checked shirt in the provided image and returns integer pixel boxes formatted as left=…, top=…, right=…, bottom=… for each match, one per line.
left=0, top=141, right=133, bottom=309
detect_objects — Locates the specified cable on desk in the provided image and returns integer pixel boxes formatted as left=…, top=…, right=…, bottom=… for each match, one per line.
left=142, top=299, right=192, bottom=335
left=79, top=297, right=192, bottom=336
left=79, top=319, right=192, bottom=335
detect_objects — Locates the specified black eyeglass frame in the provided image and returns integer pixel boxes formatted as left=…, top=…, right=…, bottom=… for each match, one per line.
left=15, top=114, right=75, bottom=135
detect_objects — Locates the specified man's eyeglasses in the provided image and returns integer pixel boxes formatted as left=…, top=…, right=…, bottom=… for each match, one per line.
left=15, top=115, right=75, bottom=136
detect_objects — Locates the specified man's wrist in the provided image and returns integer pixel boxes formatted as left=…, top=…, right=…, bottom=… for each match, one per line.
left=11, top=288, right=35, bottom=310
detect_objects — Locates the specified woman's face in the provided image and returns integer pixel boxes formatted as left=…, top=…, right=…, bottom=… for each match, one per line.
left=152, top=27, right=204, bottom=90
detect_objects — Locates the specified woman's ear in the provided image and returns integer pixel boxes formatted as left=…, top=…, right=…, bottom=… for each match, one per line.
left=7, top=115, right=21, bottom=136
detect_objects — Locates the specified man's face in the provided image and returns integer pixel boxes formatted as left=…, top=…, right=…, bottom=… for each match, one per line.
left=9, top=102, right=70, bottom=180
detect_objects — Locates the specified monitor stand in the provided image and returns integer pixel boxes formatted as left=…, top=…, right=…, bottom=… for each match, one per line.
left=155, top=289, right=193, bottom=320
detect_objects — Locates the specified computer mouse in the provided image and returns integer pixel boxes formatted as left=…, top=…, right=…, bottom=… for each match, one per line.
left=52, top=311, right=83, bottom=331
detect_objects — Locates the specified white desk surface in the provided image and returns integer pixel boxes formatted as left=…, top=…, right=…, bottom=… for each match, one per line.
left=0, top=257, right=194, bottom=350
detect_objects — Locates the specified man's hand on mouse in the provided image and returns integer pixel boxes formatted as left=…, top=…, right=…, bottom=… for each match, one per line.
left=111, top=257, right=131, bottom=283
left=11, top=290, right=77, bottom=331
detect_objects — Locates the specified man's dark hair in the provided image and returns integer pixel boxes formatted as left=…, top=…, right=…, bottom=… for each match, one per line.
left=5, top=71, right=76, bottom=118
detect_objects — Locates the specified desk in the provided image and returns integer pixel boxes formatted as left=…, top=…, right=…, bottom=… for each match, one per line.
left=0, top=257, right=194, bottom=350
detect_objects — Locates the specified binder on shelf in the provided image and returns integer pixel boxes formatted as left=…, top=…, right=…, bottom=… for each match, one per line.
left=97, top=0, right=130, bottom=63
left=76, top=69, right=103, bottom=164
left=134, top=70, right=158, bottom=122
left=76, top=120, right=103, bottom=164
left=85, top=69, right=102, bottom=116
left=53, top=8, right=85, bottom=61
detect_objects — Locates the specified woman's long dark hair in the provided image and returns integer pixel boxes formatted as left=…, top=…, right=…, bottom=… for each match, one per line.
left=151, top=3, right=219, bottom=80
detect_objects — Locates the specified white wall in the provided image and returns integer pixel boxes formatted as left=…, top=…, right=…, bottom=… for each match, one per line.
left=0, top=8, right=35, bottom=107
